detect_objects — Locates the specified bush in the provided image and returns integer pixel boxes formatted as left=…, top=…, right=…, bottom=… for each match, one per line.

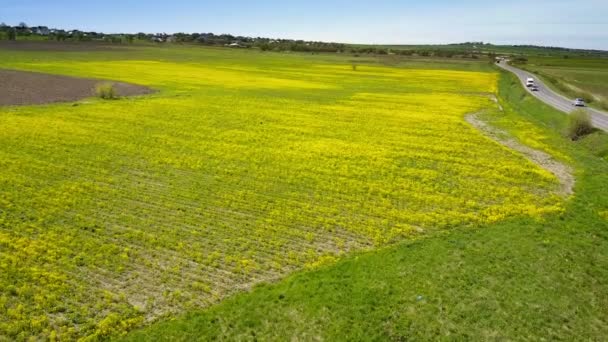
left=95, top=83, right=117, bottom=100
left=512, top=56, right=528, bottom=64
left=579, top=91, right=595, bottom=104
left=568, top=109, right=594, bottom=140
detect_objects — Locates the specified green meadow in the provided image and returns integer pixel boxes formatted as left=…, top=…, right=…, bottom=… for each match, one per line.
left=0, top=45, right=606, bottom=340
left=125, top=64, right=608, bottom=342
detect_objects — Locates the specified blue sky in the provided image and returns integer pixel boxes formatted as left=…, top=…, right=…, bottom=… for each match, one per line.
left=1, top=0, right=607, bottom=50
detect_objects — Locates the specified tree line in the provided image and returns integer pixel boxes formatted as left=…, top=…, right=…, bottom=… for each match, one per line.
left=5, top=22, right=588, bottom=59
left=0, top=22, right=347, bottom=51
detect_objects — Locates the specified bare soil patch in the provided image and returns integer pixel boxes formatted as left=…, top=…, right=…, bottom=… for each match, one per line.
left=466, top=113, right=575, bottom=196
left=0, top=69, right=154, bottom=106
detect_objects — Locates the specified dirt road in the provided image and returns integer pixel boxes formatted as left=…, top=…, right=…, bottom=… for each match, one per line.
left=497, top=61, right=608, bottom=131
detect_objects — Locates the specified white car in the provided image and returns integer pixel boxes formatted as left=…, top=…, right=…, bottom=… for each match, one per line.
left=573, top=98, right=586, bottom=107
left=526, top=78, right=535, bottom=87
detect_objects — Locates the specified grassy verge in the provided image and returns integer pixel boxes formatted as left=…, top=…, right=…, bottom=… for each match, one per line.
left=513, top=57, right=608, bottom=111
left=122, top=70, right=608, bottom=340
left=533, top=69, right=607, bottom=110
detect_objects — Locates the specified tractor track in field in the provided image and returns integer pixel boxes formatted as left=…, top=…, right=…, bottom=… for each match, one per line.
left=0, top=68, right=154, bottom=106
left=466, top=112, right=574, bottom=196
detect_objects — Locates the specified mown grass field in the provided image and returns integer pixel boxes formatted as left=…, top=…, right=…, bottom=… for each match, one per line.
left=0, top=46, right=604, bottom=340
left=517, top=56, right=608, bottom=110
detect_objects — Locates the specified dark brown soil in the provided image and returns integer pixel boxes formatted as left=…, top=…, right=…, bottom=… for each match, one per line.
left=0, top=69, right=154, bottom=106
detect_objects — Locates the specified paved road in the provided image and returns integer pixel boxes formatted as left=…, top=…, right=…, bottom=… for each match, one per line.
left=497, top=60, right=608, bottom=131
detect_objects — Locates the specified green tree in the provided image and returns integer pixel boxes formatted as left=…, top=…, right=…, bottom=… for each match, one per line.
left=488, top=52, right=497, bottom=64
left=73, top=31, right=84, bottom=41
left=8, top=28, right=16, bottom=41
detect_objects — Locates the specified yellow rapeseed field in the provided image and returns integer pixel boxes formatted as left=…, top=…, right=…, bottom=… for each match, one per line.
left=0, top=48, right=564, bottom=340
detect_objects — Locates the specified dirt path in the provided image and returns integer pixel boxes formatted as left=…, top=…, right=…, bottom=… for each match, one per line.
left=466, top=113, right=574, bottom=196
left=0, top=69, right=154, bottom=106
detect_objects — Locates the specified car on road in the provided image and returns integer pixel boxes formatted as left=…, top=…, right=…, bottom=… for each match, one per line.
left=531, top=85, right=539, bottom=91
left=573, top=98, right=586, bottom=107
left=526, top=77, right=534, bottom=87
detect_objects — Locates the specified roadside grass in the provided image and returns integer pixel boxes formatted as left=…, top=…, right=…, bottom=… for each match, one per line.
left=568, top=110, right=595, bottom=141
left=514, top=56, right=608, bottom=111
left=122, top=70, right=608, bottom=341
